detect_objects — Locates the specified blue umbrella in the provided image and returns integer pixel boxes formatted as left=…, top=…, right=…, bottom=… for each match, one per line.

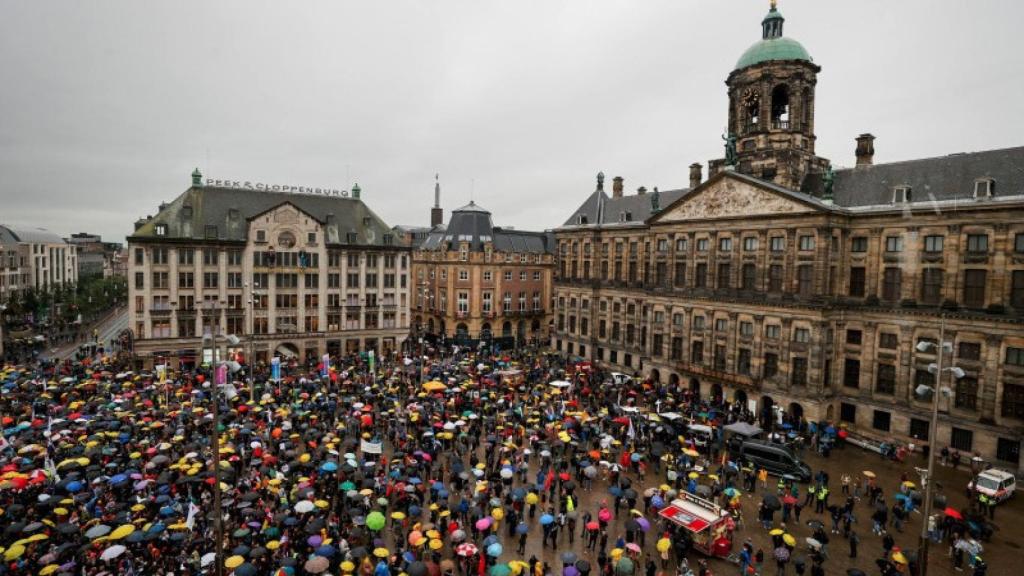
left=483, top=535, right=499, bottom=548
left=486, top=542, right=503, bottom=557
left=109, top=473, right=128, bottom=485
left=540, top=514, right=554, bottom=525
left=320, top=461, right=338, bottom=473
left=66, top=481, right=83, bottom=493
left=159, top=506, right=175, bottom=517
left=315, top=545, right=337, bottom=557
left=516, top=522, right=529, bottom=535
left=408, top=477, right=422, bottom=485
left=630, top=453, right=641, bottom=463
left=609, top=486, right=623, bottom=497
left=781, top=423, right=793, bottom=430
left=651, top=495, right=664, bottom=508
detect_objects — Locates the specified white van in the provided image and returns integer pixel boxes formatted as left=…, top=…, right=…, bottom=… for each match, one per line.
left=610, top=372, right=632, bottom=386
left=968, top=469, right=1016, bottom=503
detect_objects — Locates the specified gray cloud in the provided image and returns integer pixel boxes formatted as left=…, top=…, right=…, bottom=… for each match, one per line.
left=2, top=0, right=1022, bottom=242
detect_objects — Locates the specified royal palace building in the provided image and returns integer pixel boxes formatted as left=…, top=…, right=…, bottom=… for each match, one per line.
left=128, top=170, right=410, bottom=368
left=552, top=4, right=1024, bottom=471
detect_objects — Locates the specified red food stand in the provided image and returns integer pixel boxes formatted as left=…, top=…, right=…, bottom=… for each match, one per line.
left=658, top=493, right=733, bottom=558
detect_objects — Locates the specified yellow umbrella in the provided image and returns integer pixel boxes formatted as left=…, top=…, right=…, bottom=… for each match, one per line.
left=341, top=560, right=356, bottom=573
left=374, top=547, right=390, bottom=558
left=659, top=484, right=671, bottom=492
left=225, top=555, right=245, bottom=569
left=429, top=539, right=443, bottom=550
left=782, top=534, right=796, bottom=546
left=39, top=565, right=61, bottom=576
left=892, top=552, right=908, bottom=564
left=862, top=470, right=876, bottom=478
left=688, top=472, right=699, bottom=479
left=526, top=492, right=539, bottom=505
left=266, top=540, right=281, bottom=550
left=769, top=528, right=784, bottom=536
left=4, top=544, right=26, bottom=561
left=509, top=561, right=530, bottom=576
left=109, top=525, right=135, bottom=540
left=391, top=511, right=406, bottom=520
left=656, top=538, right=671, bottom=553
left=683, top=448, right=699, bottom=458
left=610, top=548, right=623, bottom=560
left=902, top=481, right=916, bottom=489
left=422, top=381, right=447, bottom=392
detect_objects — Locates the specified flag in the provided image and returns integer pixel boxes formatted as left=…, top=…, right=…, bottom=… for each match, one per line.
left=627, top=418, right=636, bottom=440
left=185, top=501, right=200, bottom=530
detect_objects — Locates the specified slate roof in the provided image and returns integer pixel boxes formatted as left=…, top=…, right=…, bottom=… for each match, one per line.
left=419, top=201, right=552, bottom=254
left=130, top=185, right=399, bottom=247
left=561, top=188, right=688, bottom=228
left=802, top=146, right=1024, bottom=208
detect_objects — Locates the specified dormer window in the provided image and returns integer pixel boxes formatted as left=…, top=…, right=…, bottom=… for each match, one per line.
left=155, top=224, right=167, bottom=236
left=619, top=211, right=632, bottom=222
left=974, top=178, right=995, bottom=198
left=256, top=230, right=266, bottom=242
left=893, top=185, right=912, bottom=203
left=578, top=214, right=588, bottom=225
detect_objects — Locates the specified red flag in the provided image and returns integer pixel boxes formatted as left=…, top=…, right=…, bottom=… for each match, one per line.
left=543, top=469, right=554, bottom=492
left=478, top=551, right=486, bottom=576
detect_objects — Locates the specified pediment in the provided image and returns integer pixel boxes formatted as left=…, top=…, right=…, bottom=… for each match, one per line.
left=652, top=173, right=821, bottom=223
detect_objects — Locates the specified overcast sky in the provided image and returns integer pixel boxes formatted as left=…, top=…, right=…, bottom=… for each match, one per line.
left=2, top=1, right=1022, bottom=243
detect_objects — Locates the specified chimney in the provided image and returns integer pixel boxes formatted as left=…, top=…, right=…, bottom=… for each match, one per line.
left=612, top=176, right=624, bottom=199
left=855, top=133, right=876, bottom=166
left=636, top=186, right=647, bottom=196
left=689, top=163, right=703, bottom=189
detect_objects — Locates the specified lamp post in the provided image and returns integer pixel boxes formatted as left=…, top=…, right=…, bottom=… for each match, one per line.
left=915, top=315, right=965, bottom=576
left=244, top=282, right=262, bottom=402
left=203, top=331, right=240, bottom=576
left=0, top=303, right=7, bottom=361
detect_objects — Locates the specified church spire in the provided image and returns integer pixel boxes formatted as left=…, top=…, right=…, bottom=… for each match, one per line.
left=430, top=173, right=444, bottom=228
left=762, top=0, right=784, bottom=39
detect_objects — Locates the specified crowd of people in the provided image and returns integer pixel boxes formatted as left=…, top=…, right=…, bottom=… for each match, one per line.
left=0, top=343, right=1000, bottom=576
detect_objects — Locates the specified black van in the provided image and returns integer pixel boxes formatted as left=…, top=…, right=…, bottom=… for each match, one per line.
left=739, top=440, right=811, bottom=482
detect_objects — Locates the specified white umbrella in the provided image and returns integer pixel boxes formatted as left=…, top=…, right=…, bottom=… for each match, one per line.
left=549, top=380, right=572, bottom=388
left=100, top=545, right=127, bottom=561
left=294, top=500, right=315, bottom=513
left=201, top=552, right=217, bottom=567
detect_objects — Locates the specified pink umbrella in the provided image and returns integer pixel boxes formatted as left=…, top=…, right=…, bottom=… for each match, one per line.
left=475, top=517, right=492, bottom=531
left=598, top=509, right=612, bottom=522
left=455, top=543, right=479, bottom=557
left=625, top=543, right=641, bottom=554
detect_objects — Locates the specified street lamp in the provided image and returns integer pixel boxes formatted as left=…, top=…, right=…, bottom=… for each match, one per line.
left=202, top=331, right=240, bottom=576
left=0, top=303, right=7, bottom=361
left=914, top=316, right=964, bottom=576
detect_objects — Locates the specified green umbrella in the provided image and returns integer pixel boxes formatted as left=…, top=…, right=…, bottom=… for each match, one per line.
left=366, top=511, right=386, bottom=531
left=340, top=481, right=356, bottom=491
left=490, top=564, right=512, bottom=576
left=615, top=558, right=634, bottom=576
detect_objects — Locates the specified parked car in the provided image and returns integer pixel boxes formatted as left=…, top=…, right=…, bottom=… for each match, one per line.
left=738, top=439, right=811, bottom=482
left=968, top=469, right=1016, bottom=503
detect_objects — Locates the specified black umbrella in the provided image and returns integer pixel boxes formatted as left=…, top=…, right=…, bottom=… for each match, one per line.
left=805, top=520, right=824, bottom=530
left=762, top=494, right=781, bottom=511
left=575, top=560, right=591, bottom=574
left=408, top=561, right=429, bottom=576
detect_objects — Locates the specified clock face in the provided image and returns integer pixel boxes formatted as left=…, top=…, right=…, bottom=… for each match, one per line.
left=742, top=88, right=759, bottom=106
left=278, top=231, right=296, bottom=249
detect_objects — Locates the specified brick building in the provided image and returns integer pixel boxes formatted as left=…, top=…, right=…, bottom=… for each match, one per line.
left=412, top=200, right=554, bottom=348
left=552, top=4, right=1024, bottom=470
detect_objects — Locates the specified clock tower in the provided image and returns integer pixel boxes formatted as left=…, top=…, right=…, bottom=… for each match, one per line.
left=710, top=1, right=830, bottom=190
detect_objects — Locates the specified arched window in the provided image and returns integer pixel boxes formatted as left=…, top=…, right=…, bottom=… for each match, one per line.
left=771, top=84, right=790, bottom=129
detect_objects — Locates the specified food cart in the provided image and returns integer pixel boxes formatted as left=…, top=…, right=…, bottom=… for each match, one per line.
left=658, top=492, right=734, bottom=558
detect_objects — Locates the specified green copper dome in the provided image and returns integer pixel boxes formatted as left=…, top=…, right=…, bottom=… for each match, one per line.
left=734, top=4, right=812, bottom=71
left=735, top=36, right=812, bottom=70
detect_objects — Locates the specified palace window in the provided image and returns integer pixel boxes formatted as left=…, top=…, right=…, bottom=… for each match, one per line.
left=924, top=235, right=944, bottom=253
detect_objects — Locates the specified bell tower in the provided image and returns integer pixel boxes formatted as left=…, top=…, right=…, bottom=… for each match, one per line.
left=710, top=1, right=829, bottom=190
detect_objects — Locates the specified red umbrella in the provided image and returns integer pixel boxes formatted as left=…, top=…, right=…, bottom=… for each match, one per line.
left=783, top=495, right=798, bottom=505
left=944, top=507, right=963, bottom=520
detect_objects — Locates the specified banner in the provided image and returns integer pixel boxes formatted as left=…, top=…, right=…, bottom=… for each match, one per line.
left=215, top=364, right=227, bottom=386
left=271, top=357, right=281, bottom=382
left=321, top=354, right=330, bottom=379
left=360, top=439, right=383, bottom=454
left=368, top=350, right=375, bottom=373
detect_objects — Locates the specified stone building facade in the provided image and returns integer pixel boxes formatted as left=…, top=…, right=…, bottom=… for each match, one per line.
left=128, top=170, right=410, bottom=369
left=412, top=201, right=554, bottom=348
left=0, top=225, right=78, bottom=303
left=552, top=4, right=1024, bottom=471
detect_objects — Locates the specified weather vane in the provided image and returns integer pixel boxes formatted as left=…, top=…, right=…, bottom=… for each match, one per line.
left=771, top=0, right=777, bottom=9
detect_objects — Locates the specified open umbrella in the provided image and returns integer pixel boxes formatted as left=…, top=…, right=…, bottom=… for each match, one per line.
left=456, top=543, right=479, bottom=557
left=304, top=556, right=330, bottom=574
left=561, top=552, right=578, bottom=564
left=100, top=545, right=126, bottom=561
left=614, top=558, right=634, bottom=576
